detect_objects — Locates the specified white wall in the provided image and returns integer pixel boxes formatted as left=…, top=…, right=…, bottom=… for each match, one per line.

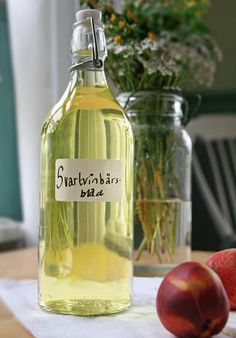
left=7, top=0, right=78, bottom=244
left=50, top=0, right=77, bottom=100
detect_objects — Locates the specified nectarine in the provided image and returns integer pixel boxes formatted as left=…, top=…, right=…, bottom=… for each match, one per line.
left=207, top=248, right=236, bottom=310
left=156, top=262, right=230, bottom=338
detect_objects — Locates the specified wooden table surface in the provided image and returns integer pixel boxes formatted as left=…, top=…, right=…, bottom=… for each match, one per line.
left=0, top=248, right=213, bottom=338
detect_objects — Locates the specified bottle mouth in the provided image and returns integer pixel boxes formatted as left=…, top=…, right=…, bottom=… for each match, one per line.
left=71, top=10, right=106, bottom=71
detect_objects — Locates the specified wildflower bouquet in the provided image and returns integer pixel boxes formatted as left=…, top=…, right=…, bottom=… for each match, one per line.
left=80, top=0, right=222, bottom=92
left=80, top=0, right=222, bottom=266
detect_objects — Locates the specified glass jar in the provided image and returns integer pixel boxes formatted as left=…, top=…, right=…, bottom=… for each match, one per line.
left=118, top=91, right=192, bottom=276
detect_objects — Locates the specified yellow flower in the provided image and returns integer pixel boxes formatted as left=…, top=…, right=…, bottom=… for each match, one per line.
left=196, top=11, right=202, bottom=16
left=114, top=36, right=121, bottom=44
left=106, top=5, right=113, bottom=14
left=127, top=9, right=138, bottom=22
left=119, top=20, right=126, bottom=28
left=148, top=32, right=158, bottom=41
left=110, top=14, right=116, bottom=22
left=89, top=0, right=97, bottom=5
left=186, top=0, right=195, bottom=7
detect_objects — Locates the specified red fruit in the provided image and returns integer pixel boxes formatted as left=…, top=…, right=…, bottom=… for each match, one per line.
left=156, top=262, right=230, bottom=338
left=206, top=248, right=236, bottom=310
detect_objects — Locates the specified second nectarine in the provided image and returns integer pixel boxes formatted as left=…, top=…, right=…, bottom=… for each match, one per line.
left=156, top=262, right=230, bottom=338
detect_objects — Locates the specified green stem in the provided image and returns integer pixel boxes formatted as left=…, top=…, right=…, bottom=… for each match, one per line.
left=135, top=236, right=147, bottom=261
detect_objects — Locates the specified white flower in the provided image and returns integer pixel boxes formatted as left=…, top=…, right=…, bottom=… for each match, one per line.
left=140, top=38, right=160, bottom=52
left=107, top=38, right=135, bottom=57
left=107, top=29, right=221, bottom=87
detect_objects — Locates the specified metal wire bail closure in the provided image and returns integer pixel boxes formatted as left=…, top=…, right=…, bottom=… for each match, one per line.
left=70, top=17, right=104, bottom=72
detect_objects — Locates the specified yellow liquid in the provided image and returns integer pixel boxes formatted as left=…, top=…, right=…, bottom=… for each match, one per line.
left=39, top=73, right=133, bottom=315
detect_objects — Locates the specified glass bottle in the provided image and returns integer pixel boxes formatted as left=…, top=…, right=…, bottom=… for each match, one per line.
left=118, top=91, right=191, bottom=276
left=39, top=9, right=134, bottom=316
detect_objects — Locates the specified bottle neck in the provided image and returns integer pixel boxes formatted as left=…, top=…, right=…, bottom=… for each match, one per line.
left=71, top=18, right=107, bottom=84
left=71, top=68, right=107, bottom=88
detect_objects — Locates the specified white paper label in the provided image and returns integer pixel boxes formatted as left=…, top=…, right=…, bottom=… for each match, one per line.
left=55, top=159, right=122, bottom=202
